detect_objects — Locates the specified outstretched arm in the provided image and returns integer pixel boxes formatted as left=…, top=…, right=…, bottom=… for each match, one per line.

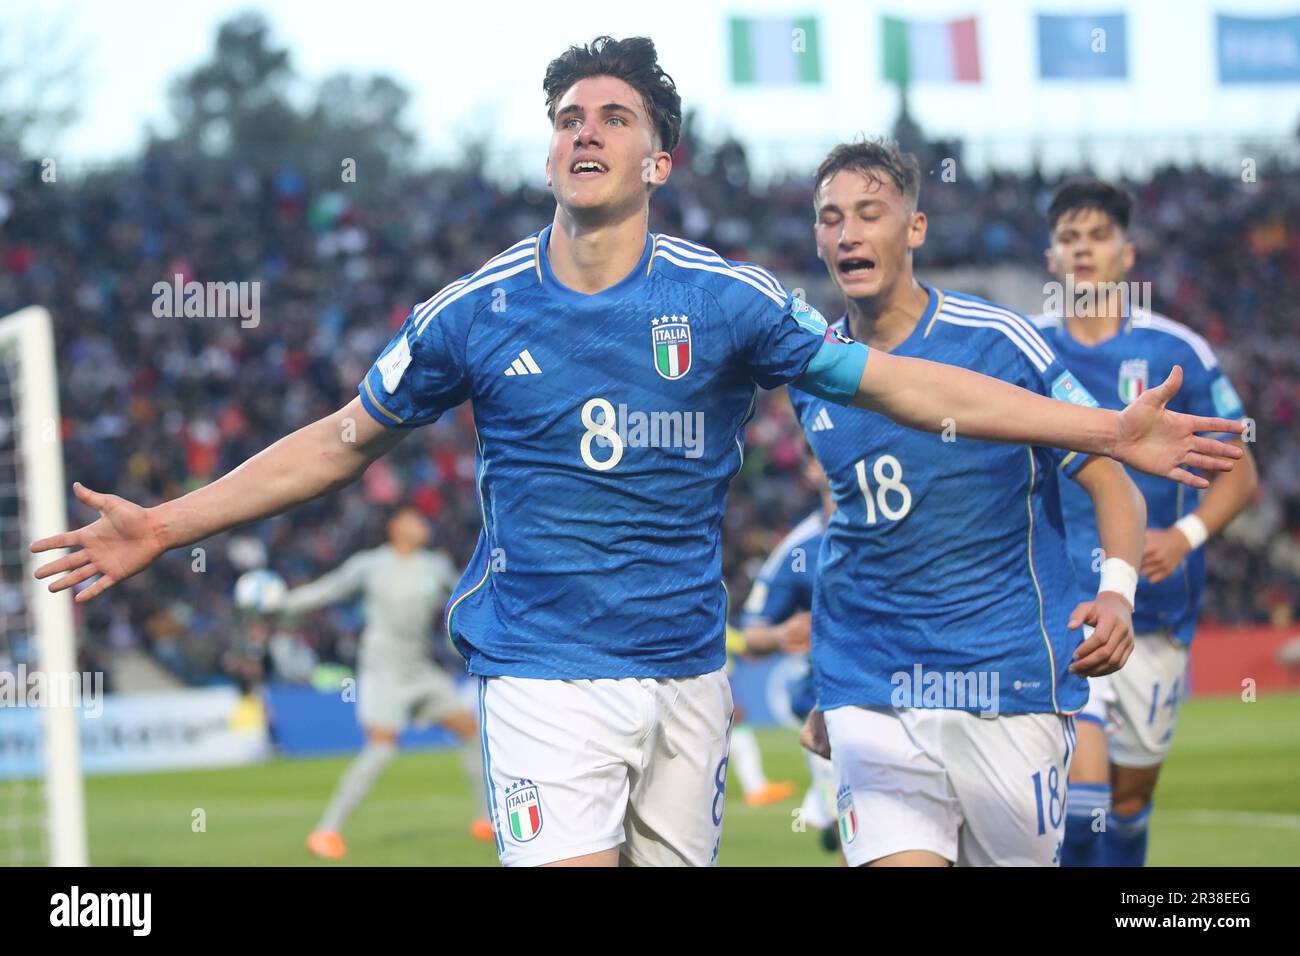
left=32, top=397, right=405, bottom=602
left=743, top=610, right=812, bottom=656
left=1144, top=438, right=1258, bottom=584
left=853, top=355, right=1243, bottom=488
left=279, top=552, right=372, bottom=615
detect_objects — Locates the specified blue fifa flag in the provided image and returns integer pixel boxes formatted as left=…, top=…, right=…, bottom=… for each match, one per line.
left=1218, top=15, right=1300, bottom=83
left=1037, top=13, right=1128, bottom=80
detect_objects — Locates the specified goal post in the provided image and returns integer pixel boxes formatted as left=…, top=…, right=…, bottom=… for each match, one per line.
left=0, top=305, right=87, bottom=867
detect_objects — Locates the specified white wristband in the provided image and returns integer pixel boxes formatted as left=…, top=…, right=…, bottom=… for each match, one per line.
left=1174, top=513, right=1209, bottom=551
left=1098, top=557, right=1138, bottom=608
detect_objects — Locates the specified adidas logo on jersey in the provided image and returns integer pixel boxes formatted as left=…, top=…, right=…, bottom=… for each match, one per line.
left=504, top=350, right=542, bottom=376
left=811, top=408, right=834, bottom=431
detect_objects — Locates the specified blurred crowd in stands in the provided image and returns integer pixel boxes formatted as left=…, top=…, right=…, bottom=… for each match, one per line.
left=1, top=134, right=1296, bottom=688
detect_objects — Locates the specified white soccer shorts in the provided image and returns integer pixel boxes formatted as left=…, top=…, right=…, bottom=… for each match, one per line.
left=477, top=669, right=734, bottom=867
left=356, top=663, right=463, bottom=732
left=825, top=705, right=1076, bottom=867
left=1105, top=631, right=1190, bottom=769
left=1080, top=674, right=1117, bottom=727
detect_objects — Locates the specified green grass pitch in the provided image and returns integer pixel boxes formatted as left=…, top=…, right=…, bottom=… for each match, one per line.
left=13, top=691, right=1300, bottom=866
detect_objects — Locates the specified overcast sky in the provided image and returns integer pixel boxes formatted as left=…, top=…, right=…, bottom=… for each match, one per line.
left=14, top=0, right=1300, bottom=177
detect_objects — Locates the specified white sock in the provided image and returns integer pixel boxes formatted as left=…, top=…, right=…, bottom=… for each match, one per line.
left=316, top=740, right=396, bottom=833
left=731, top=725, right=767, bottom=795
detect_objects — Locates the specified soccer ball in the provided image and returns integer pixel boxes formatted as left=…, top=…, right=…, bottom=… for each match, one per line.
left=233, top=569, right=287, bottom=614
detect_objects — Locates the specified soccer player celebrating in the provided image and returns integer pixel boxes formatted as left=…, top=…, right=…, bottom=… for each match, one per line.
left=1033, top=181, right=1257, bottom=867
left=740, top=451, right=838, bottom=849
left=796, top=139, right=1151, bottom=866
left=253, top=505, right=493, bottom=858
left=32, top=38, right=1244, bottom=868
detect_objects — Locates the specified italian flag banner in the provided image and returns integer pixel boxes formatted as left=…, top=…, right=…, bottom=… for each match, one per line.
left=729, top=16, right=823, bottom=85
left=882, top=15, right=982, bottom=85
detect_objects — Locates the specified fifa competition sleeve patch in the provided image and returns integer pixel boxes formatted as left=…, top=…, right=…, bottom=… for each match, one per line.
left=789, top=297, right=829, bottom=336
left=1211, top=377, right=1245, bottom=418
left=378, top=334, right=413, bottom=394
left=1051, top=369, right=1100, bottom=407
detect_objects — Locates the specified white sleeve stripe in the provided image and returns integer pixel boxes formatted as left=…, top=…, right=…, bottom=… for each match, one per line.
left=414, top=247, right=536, bottom=329
left=667, top=239, right=784, bottom=291
left=1028, top=312, right=1061, bottom=330
left=652, top=249, right=787, bottom=306
left=786, top=511, right=825, bottom=546
left=666, top=235, right=782, bottom=291
left=414, top=277, right=470, bottom=315
left=946, top=295, right=1055, bottom=353
left=730, top=264, right=785, bottom=297
left=754, top=547, right=786, bottom=583
left=933, top=314, right=1049, bottom=372
left=414, top=259, right=537, bottom=337
left=756, top=514, right=822, bottom=580
left=1133, top=313, right=1218, bottom=369
left=940, top=308, right=1054, bottom=370
left=469, top=238, right=537, bottom=278
left=656, top=234, right=786, bottom=293
left=463, top=244, right=537, bottom=283
left=945, top=296, right=1057, bottom=362
left=654, top=239, right=786, bottom=299
left=412, top=240, right=537, bottom=323
left=658, top=234, right=717, bottom=256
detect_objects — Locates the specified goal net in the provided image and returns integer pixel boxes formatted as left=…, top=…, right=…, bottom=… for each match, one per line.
left=0, top=306, right=87, bottom=866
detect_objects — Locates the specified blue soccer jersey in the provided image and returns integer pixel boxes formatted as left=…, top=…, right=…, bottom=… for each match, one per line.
left=358, top=228, right=868, bottom=679
left=1032, top=308, right=1247, bottom=644
left=794, top=284, right=1096, bottom=716
left=739, top=510, right=825, bottom=629
left=739, top=509, right=825, bottom=719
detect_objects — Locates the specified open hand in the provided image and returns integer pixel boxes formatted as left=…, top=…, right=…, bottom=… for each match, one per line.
left=1113, top=366, right=1244, bottom=489
left=30, top=483, right=167, bottom=603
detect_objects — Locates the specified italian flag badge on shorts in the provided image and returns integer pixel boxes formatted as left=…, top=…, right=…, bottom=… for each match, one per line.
left=505, top=780, right=543, bottom=842
left=837, top=785, right=858, bottom=844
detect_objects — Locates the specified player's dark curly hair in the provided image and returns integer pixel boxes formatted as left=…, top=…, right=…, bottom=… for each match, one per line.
left=1047, top=180, right=1135, bottom=232
left=543, top=36, right=682, bottom=152
left=814, top=138, right=921, bottom=212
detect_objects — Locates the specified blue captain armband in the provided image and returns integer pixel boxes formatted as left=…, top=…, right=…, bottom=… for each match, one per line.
left=793, top=333, right=870, bottom=406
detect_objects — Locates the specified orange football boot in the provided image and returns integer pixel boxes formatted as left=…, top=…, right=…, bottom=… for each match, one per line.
left=744, top=781, right=797, bottom=807
left=306, top=829, right=347, bottom=860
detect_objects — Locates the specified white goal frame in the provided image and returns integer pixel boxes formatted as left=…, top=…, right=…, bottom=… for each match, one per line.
left=1, top=306, right=87, bottom=866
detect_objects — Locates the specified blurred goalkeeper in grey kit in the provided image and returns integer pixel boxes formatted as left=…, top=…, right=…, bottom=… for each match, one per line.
left=258, top=504, right=493, bottom=858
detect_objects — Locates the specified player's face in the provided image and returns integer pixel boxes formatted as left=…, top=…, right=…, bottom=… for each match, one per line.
left=814, top=169, right=925, bottom=301
left=546, top=75, right=670, bottom=223
left=390, top=510, right=430, bottom=549
left=1046, top=207, right=1135, bottom=290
